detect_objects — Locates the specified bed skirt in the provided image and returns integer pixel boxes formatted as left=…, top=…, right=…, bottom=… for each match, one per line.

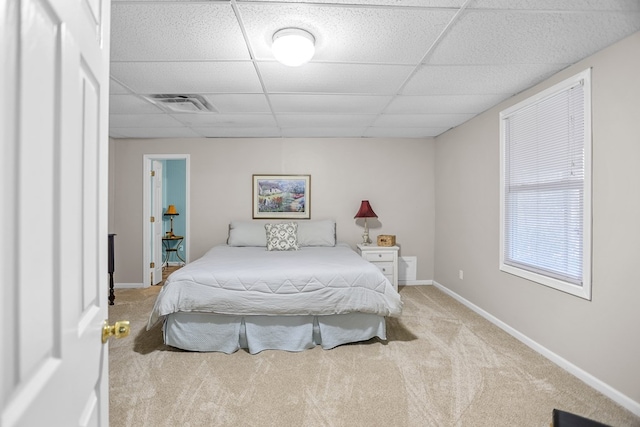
left=163, top=312, right=387, bottom=354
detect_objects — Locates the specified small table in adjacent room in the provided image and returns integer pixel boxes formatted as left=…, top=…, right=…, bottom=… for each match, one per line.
left=162, top=235, right=185, bottom=269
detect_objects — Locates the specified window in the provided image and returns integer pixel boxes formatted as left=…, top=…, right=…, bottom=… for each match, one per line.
left=500, top=69, right=592, bottom=299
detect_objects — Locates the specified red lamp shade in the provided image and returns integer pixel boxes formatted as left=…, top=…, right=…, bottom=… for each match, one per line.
left=354, top=200, right=377, bottom=218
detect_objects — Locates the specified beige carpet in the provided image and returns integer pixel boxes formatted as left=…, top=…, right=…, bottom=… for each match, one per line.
left=108, top=285, right=639, bottom=427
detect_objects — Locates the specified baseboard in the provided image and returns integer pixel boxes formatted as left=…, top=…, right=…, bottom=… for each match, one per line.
left=432, top=281, right=640, bottom=417
left=115, top=282, right=145, bottom=289
left=399, top=279, right=433, bottom=286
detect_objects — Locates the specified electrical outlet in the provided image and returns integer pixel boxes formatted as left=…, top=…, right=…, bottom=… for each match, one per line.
left=459, top=270, right=464, bottom=280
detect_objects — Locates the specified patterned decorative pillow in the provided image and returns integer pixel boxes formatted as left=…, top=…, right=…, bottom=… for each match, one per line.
left=265, top=222, right=299, bottom=251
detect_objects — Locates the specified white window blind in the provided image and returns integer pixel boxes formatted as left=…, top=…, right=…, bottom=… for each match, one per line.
left=500, top=69, right=591, bottom=299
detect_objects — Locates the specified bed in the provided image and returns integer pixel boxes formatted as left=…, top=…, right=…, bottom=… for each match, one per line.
left=147, top=220, right=402, bottom=353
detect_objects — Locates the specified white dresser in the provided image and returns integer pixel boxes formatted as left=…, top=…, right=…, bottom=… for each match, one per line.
left=357, top=244, right=399, bottom=292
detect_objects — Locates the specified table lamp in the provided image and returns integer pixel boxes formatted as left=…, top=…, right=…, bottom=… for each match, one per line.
left=164, top=205, right=179, bottom=237
left=354, top=200, right=377, bottom=245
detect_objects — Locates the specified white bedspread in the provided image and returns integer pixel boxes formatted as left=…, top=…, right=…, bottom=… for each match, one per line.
left=148, top=243, right=402, bottom=327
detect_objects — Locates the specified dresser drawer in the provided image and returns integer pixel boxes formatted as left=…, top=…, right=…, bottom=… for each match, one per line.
left=362, top=252, right=395, bottom=262
left=372, top=262, right=394, bottom=276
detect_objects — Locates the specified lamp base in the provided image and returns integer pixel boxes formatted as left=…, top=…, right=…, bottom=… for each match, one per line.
left=361, top=231, right=371, bottom=246
left=166, top=215, right=176, bottom=238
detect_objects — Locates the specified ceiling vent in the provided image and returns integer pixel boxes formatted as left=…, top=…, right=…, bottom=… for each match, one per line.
left=145, top=94, right=217, bottom=113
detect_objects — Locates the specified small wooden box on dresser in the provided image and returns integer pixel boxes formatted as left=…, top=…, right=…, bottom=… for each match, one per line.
left=357, top=244, right=399, bottom=292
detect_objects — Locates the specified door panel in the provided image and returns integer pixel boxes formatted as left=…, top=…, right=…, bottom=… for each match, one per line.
left=1, top=0, right=112, bottom=426
left=81, top=63, right=100, bottom=310
left=18, top=0, right=59, bottom=382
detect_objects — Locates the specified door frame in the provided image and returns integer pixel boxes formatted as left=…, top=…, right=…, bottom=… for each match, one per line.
left=151, top=160, right=164, bottom=284
left=142, top=154, right=190, bottom=287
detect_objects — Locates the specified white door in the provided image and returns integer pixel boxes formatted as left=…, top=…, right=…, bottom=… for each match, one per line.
left=1, top=0, right=113, bottom=426
left=152, top=160, right=164, bottom=284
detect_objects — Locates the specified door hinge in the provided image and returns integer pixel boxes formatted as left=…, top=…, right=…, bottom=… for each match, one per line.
left=150, top=216, right=155, bottom=222
left=150, top=262, right=155, bottom=268
left=150, top=272, right=153, bottom=284
left=151, top=170, right=155, bottom=177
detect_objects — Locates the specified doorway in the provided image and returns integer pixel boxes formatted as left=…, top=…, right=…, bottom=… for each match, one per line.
left=142, top=154, right=190, bottom=287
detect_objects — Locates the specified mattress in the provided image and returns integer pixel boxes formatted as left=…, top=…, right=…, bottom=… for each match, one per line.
left=148, top=243, right=403, bottom=328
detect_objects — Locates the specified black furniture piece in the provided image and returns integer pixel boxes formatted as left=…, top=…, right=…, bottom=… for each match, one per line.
left=108, top=233, right=116, bottom=305
left=162, top=235, right=185, bottom=269
left=552, top=409, right=610, bottom=427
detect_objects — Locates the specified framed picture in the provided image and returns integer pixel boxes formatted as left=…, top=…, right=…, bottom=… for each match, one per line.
left=253, top=174, right=311, bottom=219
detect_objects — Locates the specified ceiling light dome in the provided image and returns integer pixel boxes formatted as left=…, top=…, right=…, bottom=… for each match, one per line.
left=272, top=28, right=315, bottom=67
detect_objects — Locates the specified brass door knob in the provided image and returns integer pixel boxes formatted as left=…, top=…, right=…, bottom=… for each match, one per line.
left=102, top=320, right=130, bottom=343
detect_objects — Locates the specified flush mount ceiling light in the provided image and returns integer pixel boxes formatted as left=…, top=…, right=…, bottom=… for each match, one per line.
left=272, top=28, right=315, bottom=67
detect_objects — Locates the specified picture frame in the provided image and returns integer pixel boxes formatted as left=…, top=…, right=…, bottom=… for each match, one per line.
left=252, top=174, right=311, bottom=219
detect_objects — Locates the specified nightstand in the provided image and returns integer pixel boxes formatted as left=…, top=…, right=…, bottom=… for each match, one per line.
left=357, top=244, right=399, bottom=291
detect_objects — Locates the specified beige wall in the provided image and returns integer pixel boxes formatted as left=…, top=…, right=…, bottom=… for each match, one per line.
left=434, top=32, right=640, bottom=407
left=109, top=138, right=435, bottom=284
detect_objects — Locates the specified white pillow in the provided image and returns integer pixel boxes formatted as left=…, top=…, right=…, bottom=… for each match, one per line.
left=227, top=221, right=267, bottom=246
left=265, top=222, right=299, bottom=251
left=297, top=220, right=336, bottom=247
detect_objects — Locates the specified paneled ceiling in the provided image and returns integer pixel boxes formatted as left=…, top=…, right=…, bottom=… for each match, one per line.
left=109, top=0, right=640, bottom=139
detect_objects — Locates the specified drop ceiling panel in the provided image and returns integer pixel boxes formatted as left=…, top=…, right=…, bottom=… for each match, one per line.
left=402, top=64, right=563, bottom=95
left=110, top=0, right=227, bottom=1
left=193, top=127, right=283, bottom=138
left=280, top=127, right=368, bottom=138
left=241, top=0, right=466, bottom=6
left=201, top=94, right=271, bottom=113
left=109, top=79, right=130, bottom=94
left=110, top=62, right=263, bottom=94
left=171, top=113, right=277, bottom=127
left=430, top=9, right=640, bottom=65
left=372, top=113, right=476, bottom=128
left=109, top=114, right=185, bottom=128
left=110, top=127, right=201, bottom=139
left=109, top=95, right=163, bottom=114
left=269, top=94, right=392, bottom=114
left=364, top=127, right=448, bottom=138
left=259, top=62, right=413, bottom=94
left=385, top=94, right=508, bottom=114
left=471, top=0, right=640, bottom=11
left=111, top=3, right=249, bottom=61
left=276, top=114, right=375, bottom=127
left=239, top=3, right=457, bottom=64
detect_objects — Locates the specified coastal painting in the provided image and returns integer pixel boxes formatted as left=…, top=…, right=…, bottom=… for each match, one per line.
left=252, top=175, right=311, bottom=219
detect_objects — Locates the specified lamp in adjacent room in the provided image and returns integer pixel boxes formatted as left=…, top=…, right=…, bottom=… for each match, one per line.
left=164, top=205, right=179, bottom=237
left=354, top=200, right=377, bottom=245
left=272, top=28, right=315, bottom=67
